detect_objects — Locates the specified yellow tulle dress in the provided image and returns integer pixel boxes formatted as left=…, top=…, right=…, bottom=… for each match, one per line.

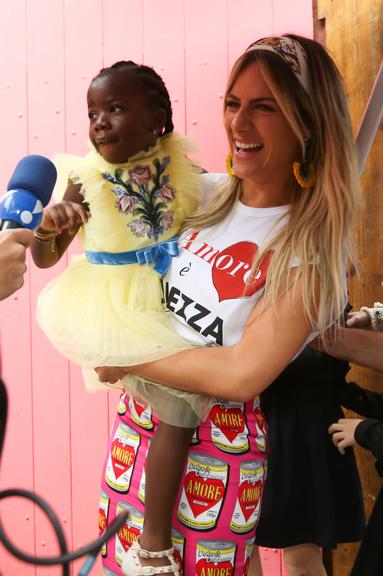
left=36, top=133, right=209, bottom=427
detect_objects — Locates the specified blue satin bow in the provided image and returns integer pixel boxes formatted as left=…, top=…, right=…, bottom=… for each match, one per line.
left=85, top=236, right=179, bottom=276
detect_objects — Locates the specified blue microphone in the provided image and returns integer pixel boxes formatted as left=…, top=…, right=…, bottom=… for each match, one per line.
left=0, top=155, right=57, bottom=230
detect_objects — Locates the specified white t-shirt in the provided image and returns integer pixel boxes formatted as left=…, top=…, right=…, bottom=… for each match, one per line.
left=164, top=174, right=291, bottom=347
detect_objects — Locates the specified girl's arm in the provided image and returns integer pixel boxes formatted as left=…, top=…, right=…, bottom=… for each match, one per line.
left=31, top=182, right=90, bottom=268
left=354, top=419, right=383, bottom=468
left=97, top=275, right=316, bottom=402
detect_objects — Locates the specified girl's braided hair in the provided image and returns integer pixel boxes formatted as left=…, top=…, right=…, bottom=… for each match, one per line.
left=95, top=60, right=174, bottom=135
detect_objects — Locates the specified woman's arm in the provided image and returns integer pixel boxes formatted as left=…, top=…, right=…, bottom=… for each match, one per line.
left=31, top=182, right=90, bottom=268
left=97, top=276, right=315, bottom=402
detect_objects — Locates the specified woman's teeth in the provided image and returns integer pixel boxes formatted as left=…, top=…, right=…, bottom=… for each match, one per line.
left=235, top=141, right=262, bottom=151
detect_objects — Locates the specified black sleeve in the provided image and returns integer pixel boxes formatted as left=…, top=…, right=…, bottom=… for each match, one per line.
left=355, top=418, right=383, bottom=474
left=336, top=380, right=383, bottom=420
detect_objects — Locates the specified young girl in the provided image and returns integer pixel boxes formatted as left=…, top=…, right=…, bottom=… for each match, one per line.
left=32, top=61, right=209, bottom=576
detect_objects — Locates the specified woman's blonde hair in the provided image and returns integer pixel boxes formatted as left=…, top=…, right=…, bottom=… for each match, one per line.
left=185, top=34, right=359, bottom=336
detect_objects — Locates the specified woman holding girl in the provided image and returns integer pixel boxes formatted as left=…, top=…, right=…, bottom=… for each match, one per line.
left=93, top=34, right=361, bottom=576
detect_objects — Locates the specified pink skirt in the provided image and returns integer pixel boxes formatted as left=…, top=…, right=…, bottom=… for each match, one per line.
left=100, top=393, right=268, bottom=576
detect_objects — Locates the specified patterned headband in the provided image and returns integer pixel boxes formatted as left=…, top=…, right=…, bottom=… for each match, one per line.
left=246, top=36, right=309, bottom=93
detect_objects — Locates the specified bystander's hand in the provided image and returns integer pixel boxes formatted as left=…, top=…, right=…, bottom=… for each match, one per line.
left=346, top=310, right=371, bottom=328
left=328, top=418, right=363, bottom=455
left=0, top=229, right=33, bottom=300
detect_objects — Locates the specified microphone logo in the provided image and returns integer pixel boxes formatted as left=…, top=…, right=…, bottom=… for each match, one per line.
left=0, top=189, right=43, bottom=230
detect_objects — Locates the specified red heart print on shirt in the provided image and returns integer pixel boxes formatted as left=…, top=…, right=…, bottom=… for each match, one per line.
left=212, top=241, right=272, bottom=302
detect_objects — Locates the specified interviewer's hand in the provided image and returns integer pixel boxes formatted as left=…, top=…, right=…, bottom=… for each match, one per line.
left=0, top=228, right=33, bottom=300
left=328, top=418, right=362, bottom=455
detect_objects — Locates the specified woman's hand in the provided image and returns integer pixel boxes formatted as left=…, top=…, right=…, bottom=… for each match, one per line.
left=95, top=366, right=129, bottom=384
left=40, top=201, right=91, bottom=236
left=328, top=418, right=363, bottom=454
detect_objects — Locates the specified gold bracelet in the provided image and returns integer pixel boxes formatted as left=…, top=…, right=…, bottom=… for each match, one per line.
left=34, top=228, right=58, bottom=252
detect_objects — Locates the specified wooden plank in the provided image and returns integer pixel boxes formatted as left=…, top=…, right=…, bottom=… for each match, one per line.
left=143, top=0, right=186, bottom=133
left=260, top=547, right=283, bottom=574
left=0, top=1, right=35, bottom=574
left=228, top=0, right=273, bottom=68
left=316, top=1, right=383, bottom=574
left=63, top=2, right=107, bottom=574
left=63, top=0, right=104, bottom=157
left=184, top=0, right=228, bottom=172
left=25, top=1, right=73, bottom=574
left=103, top=0, right=144, bottom=66
left=272, top=0, right=314, bottom=36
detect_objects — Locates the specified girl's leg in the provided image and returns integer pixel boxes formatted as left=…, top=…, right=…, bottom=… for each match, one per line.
left=248, top=546, right=264, bottom=576
left=139, top=421, right=194, bottom=569
left=283, top=544, right=327, bottom=576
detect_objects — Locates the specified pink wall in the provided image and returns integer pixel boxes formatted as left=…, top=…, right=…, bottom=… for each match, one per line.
left=0, top=1, right=313, bottom=574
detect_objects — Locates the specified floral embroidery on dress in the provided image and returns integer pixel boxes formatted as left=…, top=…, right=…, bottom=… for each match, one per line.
left=103, top=155, right=176, bottom=241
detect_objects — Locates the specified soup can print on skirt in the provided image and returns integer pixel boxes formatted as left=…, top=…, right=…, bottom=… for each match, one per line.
left=99, top=489, right=110, bottom=557
left=117, top=393, right=128, bottom=416
left=209, top=401, right=249, bottom=453
left=115, top=502, right=144, bottom=567
left=196, top=540, right=236, bottom=576
left=230, top=461, right=264, bottom=533
left=171, top=528, right=185, bottom=571
left=138, top=440, right=151, bottom=504
left=244, top=537, right=255, bottom=575
left=129, top=396, right=154, bottom=430
left=177, top=452, right=228, bottom=530
left=252, top=398, right=267, bottom=453
left=105, top=422, right=141, bottom=493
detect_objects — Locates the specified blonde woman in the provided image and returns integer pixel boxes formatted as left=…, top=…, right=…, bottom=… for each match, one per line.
left=96, top=35, right=361, bottom=576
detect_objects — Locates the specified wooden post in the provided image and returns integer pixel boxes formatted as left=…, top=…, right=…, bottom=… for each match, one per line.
left=315, top=1, right=383, bottom=575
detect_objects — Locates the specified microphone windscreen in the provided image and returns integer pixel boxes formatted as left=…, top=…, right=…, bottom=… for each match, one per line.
left=7, top=155, right=57, bottom=208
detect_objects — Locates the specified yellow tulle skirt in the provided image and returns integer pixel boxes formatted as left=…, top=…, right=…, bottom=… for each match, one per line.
left=37, top=255, right=209, bottom=426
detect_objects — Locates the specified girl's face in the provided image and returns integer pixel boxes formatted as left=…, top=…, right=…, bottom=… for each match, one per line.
left=87, top=72, right=162, bottom=164
left=224, top=61, right=300, bottom=186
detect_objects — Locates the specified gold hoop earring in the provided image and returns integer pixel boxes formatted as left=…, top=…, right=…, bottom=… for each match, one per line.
left=293, top=138, right=315, bottom=188
left=226, top=153, right=235, bottom=176
left=293, top=161, right=315, bottom=188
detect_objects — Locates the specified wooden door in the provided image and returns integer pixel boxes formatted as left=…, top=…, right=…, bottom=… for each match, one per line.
left=315, top=1, right=383, bottom=574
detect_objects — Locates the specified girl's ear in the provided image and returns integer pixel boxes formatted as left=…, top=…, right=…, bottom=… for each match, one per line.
left=152, top=108, right=167, bottom=135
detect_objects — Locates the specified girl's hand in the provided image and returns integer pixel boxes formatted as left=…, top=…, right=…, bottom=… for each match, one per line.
left=95, top=366, right=129, bottom=384
left=39, top=201, right=91, bottom=235
left=346, top=310, right=371, bottom=329
left=328, top=418, right=363, bottom=454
